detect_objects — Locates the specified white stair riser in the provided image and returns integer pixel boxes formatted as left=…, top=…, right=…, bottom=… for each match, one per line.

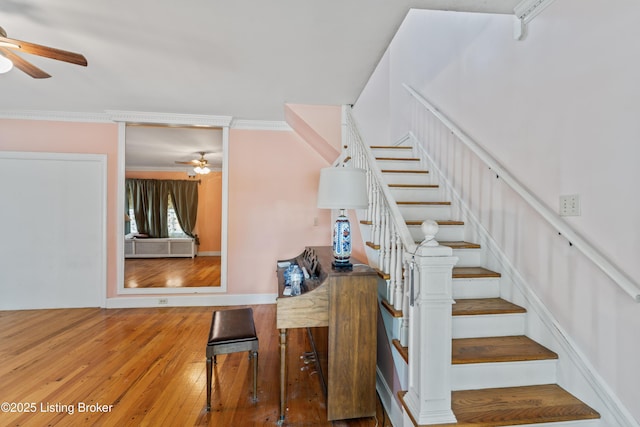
left=380, top=302, right=403, bottom=340
left=453, top=277, right=500, bottom=299
left=392, top=348, right=409, bottom=391
left=452, top=360, right=557, bottom=391
left=382, top=172, right=431, bottom=186
left=452, top=313, right=526, bottom=338
left=376, top=159, right=423, bottom=170
left=371, top=147, right=414, bottom=158
left=398, top=205, right=451, bottom=221
left=450, top=248, right=483, bottom=267
left=365, top=246, right=383, bottom=271
left=409, top=225, right=465, bottom=242
left=389, top=187, right=443, bottom=202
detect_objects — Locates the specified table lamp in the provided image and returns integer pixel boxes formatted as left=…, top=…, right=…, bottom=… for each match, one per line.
left=317, top=167, right=368, bottom=270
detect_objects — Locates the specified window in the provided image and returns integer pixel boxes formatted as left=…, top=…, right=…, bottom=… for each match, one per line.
left=127, top=195, right=187, bottom=237
left=167, top=197, right=187, bottom=237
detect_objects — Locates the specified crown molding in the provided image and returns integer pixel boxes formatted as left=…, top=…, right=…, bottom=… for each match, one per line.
left=231, top=119, right=292, bottom=131
left=106, top=110, right=232, bottom=127
left=0, top=109, right=234, bottom=127
left=0, top=109, right=291, bottom=131
left=0, top=110, right=112, bottom=123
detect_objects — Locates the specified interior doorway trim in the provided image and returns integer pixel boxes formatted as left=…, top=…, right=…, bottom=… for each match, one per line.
left=111, top=111, right=232, bottom=298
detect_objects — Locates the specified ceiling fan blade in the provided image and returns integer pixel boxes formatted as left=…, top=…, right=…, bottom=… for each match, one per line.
left=0, top=36, right=87, bottom=66
left=0, top=47, right=50, bottom=78
left=175, top=160, right=200, bottom=165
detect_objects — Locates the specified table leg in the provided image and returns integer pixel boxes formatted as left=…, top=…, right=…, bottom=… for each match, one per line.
left=279, top=328, right=287, bottom=423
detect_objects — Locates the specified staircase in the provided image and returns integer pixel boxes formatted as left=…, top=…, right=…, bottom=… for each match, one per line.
left=364, top=144, right=601, bottom=426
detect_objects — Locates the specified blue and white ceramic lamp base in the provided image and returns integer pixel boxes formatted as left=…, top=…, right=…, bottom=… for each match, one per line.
left=332, top=209, right=353, bottom=270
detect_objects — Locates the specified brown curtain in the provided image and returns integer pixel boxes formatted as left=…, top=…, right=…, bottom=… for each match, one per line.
left=126, top=178, right=198, bottom=240
left=168, top=180, right=199, bottom=241
left=127, top=179, right=151, bottom=235
left=126, top=179, right=170, bottom=238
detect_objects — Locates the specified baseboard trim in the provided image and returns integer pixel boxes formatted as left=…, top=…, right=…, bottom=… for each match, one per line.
left=197, top=251, right=221, bottom=256
left=105, top=293, right=277, bottom=308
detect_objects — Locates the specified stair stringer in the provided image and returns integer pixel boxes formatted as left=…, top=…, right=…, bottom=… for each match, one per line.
left=376, top=293, right=409, bottom=427
left=407, top=131, right=638, bottom=427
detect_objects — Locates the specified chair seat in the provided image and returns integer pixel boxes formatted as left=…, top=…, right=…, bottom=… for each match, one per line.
left=208, top=307, right=257, bottom=345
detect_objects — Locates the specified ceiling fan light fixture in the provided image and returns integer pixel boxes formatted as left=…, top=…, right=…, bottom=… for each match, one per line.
left=194, top=166, right=211, bottom=175
left=0, top=54, right=13, bottom=73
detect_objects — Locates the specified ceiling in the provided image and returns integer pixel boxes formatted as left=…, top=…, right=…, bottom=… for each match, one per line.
left=0, top=0, right=519, bottom=169
left=125, top=125, right=223, bottom=171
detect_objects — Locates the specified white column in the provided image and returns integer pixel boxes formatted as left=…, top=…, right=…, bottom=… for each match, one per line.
left=402, top=242, right=458, bottom=425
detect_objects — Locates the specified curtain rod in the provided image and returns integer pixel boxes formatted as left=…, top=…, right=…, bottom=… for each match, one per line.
left=125, top=178, right=201, bottom=184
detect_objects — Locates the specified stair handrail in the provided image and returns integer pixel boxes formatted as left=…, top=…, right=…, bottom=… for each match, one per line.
left=404, top=83, right=640, bottom=302
left=343, top=107, right=417, bottom=253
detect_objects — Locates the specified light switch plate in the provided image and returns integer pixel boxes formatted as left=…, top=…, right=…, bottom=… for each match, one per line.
left=559, top=194, right=580, bottom=216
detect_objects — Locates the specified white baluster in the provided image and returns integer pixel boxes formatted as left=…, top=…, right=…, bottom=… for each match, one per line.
left=400, top=256, right=410, bottom=347
left=373, top=187, right=382, bottom=248
left=388, top=224, right=397, bottom=304
left=366, top=170, right=374, bottom=223
left=394, top=235, right=404, bottom=312
left=378, top=206, right=387, bottom=273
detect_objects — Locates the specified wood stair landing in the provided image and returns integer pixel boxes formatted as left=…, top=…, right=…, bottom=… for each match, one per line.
left=401, top=384, right=600, bottom=427
left=452, top=336, right=558, bottom=364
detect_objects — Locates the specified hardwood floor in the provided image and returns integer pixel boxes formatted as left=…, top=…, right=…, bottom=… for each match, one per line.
left=0, top=304, right=389, bottom=426
left=124, top=256, right=221, bottom=288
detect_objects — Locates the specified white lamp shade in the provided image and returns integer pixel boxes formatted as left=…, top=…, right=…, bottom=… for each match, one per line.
left=317, top=167, right=368, bottom=210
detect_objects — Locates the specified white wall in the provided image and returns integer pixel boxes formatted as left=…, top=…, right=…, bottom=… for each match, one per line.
left=354, top=1, right=640, bottom=423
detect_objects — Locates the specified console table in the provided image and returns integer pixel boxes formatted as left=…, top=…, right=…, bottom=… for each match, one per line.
left=275, top=246, right=378, bottom=422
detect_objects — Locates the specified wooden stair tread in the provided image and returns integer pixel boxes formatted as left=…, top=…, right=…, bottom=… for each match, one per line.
left=440, top=241, right=481, bottom=249
left=402, top=385, right=600, bottom=426
left=381, top=169, right=429, bottom=174
left=453, top=267, right=501, bottom=278
left=389, top=184, right=439, bottom=188
left=376, top=156, right=420, bottom=161
left=370, top=145, right=412, bottom=149
left=381, top=299, right=402, bottom=317
left=407, top=220, right=464, bottom=226
left=453, top=298, right=526, bottom=316
left=447, top=384, right=599, bottom=426
left=398, top=201, right=451, bottom=206
left=452, top=336, right=558, bottom=364
left=392, top=339, right=408, bottom=363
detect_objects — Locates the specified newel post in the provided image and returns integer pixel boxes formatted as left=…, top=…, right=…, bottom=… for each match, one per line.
left=402, top=220, right=458, bottom=426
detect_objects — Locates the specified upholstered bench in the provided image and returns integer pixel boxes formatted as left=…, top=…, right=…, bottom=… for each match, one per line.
left=206, top=307, right=259, bottom=410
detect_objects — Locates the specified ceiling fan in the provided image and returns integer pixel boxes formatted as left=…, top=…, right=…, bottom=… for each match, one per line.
left=0, top=26, right=88, bottom=79
left=175, top=152, right=212, bottom=175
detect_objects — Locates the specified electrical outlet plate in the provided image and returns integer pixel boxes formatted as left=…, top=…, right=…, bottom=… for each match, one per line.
left=158, top=298, right=168, bottom=305
left=559, top=194, right=580, bottom=216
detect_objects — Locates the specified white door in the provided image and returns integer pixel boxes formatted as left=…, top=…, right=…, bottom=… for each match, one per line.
left=0, top=152, right=106, bottom=309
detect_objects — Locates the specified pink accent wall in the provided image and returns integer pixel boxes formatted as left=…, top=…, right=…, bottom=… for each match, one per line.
left=0, top=117, right=366, bottom=300
left=0, top=119, right=119, bottom=299
left=227, top=128, right=366, bottom=294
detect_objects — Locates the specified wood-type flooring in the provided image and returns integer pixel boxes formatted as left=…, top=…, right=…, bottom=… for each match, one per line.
left=0, top=304, right=391, bottom=426
left=124, top=256, right=221, bottom=288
